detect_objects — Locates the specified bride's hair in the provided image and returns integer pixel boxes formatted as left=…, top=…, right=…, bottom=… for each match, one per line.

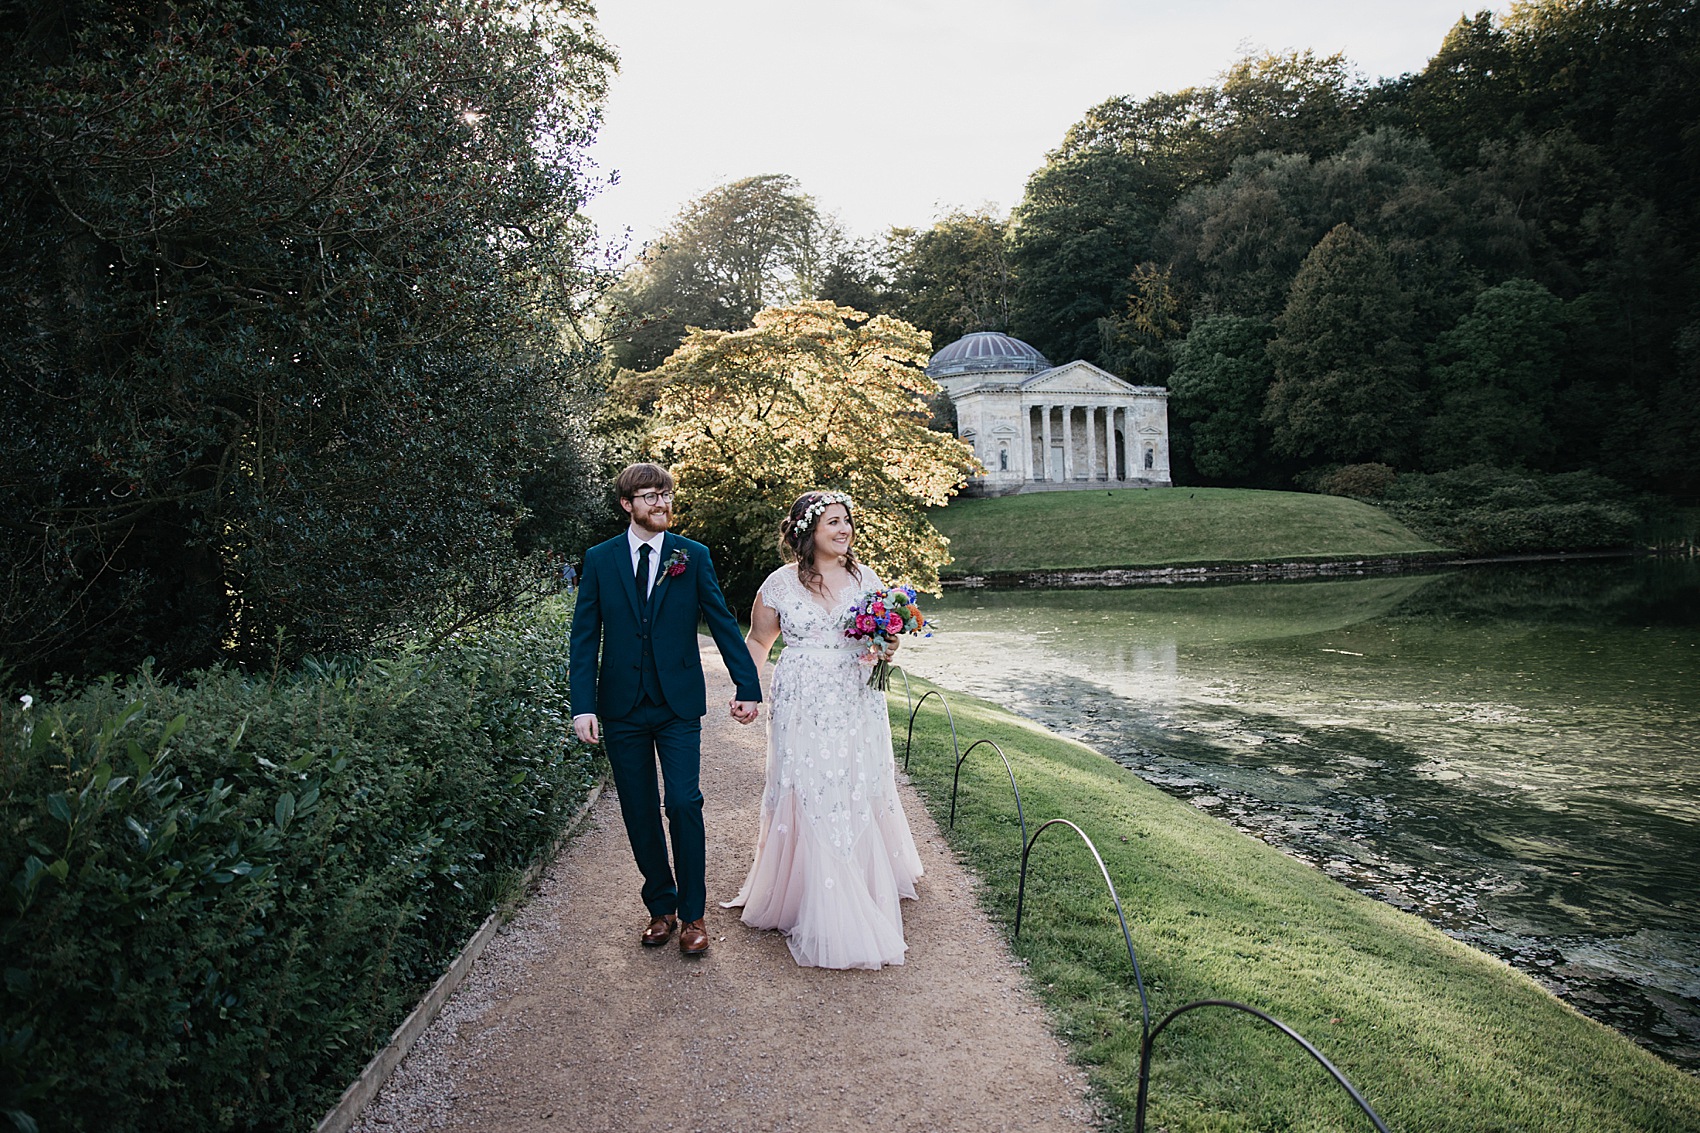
left=779, top=490, right=862, bottom=595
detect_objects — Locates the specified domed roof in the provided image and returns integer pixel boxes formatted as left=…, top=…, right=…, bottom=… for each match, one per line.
left=926, top=331, right=1052, bottom=378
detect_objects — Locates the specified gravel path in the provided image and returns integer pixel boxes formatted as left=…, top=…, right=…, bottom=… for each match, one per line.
left=351, top=638, right=1099, bottom=1133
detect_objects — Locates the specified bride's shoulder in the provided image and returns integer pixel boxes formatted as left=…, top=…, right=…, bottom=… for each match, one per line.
left=854, top=563, right=884, bottom=590
left=757, top=564, right=799, bottom=603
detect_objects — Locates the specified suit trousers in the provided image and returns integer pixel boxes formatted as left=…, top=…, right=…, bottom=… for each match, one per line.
left=603, top=696, right=706, bottom=922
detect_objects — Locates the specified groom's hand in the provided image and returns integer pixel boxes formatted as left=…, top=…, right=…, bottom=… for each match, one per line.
left=729, top=699, right=758, bottom=725
left=572, top=713, right=601, bottom=745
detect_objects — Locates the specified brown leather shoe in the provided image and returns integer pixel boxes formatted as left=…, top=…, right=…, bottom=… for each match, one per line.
left=678, top=918, right=709, bottom=956
left=641, top=914, right=677, bottom=947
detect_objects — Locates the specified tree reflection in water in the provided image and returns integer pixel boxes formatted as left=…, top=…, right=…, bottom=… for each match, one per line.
left=905, top=560, right=1700, bottom=1070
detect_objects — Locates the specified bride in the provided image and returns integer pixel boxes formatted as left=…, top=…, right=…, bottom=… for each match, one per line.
left=722, top=490, right=925, bottom=969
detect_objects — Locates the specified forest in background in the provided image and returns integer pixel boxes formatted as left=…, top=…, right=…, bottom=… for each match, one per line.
left=5, top=0, right=1696, bottom=684
left=608, top=0, right=1700, bottom=499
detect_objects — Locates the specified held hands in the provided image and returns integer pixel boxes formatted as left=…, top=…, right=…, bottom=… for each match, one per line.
left=729, top=699, right=759, bottom=725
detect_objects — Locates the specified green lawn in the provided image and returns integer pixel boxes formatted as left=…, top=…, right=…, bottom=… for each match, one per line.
left=889, top=678, right=1700, bottom=1133
left=930, top=487, right=1448, bottom=575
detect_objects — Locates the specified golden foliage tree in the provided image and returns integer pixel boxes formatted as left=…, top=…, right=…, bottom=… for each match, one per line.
left=619, top=301, right=980, bottom=606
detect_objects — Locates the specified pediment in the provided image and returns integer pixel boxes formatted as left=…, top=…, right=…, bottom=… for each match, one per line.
left=1021, top=360, right=1145, bottom=397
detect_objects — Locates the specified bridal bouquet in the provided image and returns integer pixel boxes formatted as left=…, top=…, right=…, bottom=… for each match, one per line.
left=843, top=585, right=929, bottom=690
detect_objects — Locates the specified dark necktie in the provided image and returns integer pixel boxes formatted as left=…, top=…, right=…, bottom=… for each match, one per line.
left=636, top=543, right=651, bottom=601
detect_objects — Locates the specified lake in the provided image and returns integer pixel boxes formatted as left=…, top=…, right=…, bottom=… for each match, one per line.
left=895, top=558, right=1700, bottom=1071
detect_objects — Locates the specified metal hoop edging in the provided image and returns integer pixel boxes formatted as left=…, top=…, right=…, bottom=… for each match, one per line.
left=1014, top=817, right=1150, bottom=1038
left=1136, top=1000, right=1390, bottom=1133
left=888, top=663, right=913, bottom=717
left=902, top=687, right=960, bottom=773
left=949, top=738, right=1028, bottom=855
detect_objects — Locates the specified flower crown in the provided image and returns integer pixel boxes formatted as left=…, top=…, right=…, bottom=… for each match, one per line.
left=792, top=492, right=853, bottom=538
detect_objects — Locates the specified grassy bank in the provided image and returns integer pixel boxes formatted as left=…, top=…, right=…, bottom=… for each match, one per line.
left=930, top=488, right=1447, bottom=576
left=888, top=678, right=1700, bottom=1132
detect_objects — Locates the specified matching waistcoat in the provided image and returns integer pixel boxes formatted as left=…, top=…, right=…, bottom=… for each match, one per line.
left=637, top=583, right=664, bottom=705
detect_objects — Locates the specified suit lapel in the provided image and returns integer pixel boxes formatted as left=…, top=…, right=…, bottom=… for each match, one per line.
left=649, top=534, right=678, bottom=617
left=615, top=535, right=643, bottom=622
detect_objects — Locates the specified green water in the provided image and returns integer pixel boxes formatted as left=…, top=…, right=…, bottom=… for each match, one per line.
left=899, top=559, right=1700, bottom=1070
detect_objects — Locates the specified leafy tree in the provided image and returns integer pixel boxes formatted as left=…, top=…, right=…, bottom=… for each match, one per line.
left=617, top=302, right=979, bottom=606
left=1008, top=149, right=1168, bottom=365
left=1497, top=0, right=1699, bottom=210
left=1089, top=262, right=1190, bottom=384
left=1169, top=316, right=1275, bottom=481
left=0, top=0, right=614, bottom=682
left=1052, top=50, right=1368, bottom=187
left=606, top=174, right=840, bottom=370
left=1264, top=224, right=1421, bottom=465
left=1011, top=50, right=1377, bottom=371
left=1161, top=150, right=1321, bottom=321
left=1643, top=316, right=1700, bottom=495
left=1371, top=11, right=1519, bottom=165
left=1215, top=50, right=1367, bottom=161
left=1048, top=85, right=1225, bottom=192
left=886, top=209, right=1015, bottom=347
left=1392, top=1, right=1700, bottom=495
left=1163, top=130, right=1472, bottom=333
left=1423, top=278, right=1565, bottom=470
left=816, top=235, right=896, bottom=320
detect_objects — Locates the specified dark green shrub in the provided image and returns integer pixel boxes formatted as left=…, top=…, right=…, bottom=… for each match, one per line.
left=1377, top=465, right=1642, bottom=553
left=0, top=599, right=597, bottom=1133
left=0, top=2, right=614, bottom=684
left=1311, top=462, right=1398, bottom=499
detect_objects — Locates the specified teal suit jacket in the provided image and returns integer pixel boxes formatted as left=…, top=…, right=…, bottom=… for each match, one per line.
left=568, top=531, right=761, bottom=719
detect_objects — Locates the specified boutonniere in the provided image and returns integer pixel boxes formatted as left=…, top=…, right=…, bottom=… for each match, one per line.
left=661, top=548, right=689, bottom=578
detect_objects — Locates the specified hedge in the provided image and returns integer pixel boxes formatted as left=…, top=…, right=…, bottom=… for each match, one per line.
left=0, top=598, right=597, bottom=1133
left=1315, top=464, right=1645, bottom=555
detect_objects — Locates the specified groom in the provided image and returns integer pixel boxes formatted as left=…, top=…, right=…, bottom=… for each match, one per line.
left=569, top=463, right=762, bottom=956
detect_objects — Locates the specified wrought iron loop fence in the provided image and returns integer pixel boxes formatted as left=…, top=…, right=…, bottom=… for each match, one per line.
left=900, top=687, right=959, bottom=773
left=1016, top=817, right=1151, bottom=1037
left=891, top=667, right=1392, bottom=1132
left=1138, top=1001, right=1391, bottom=1133
left=949, top=739, right=1028, bottom=853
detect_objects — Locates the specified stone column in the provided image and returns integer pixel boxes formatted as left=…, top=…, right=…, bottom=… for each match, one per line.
left=1040, top=404, right=1052, bottom=481
left=1110, top=407, right=1123, bottom=482
left=1013, top=403, right=1026, bottom=479
left=1020, top=406, right=1033, bottom=482
left=1115, top=403, right=1128, bottom=479
left=1061, top=404, right=1074, bottom=481
left=1101, top=405, right=1111, bottom=480
left=1088, top=406, right=1101, bottom=482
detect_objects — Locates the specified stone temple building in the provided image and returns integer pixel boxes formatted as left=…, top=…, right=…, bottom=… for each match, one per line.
left=926, top=331, right=1171, bottom=496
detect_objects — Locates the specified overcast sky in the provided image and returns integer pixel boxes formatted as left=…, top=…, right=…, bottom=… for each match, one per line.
left=580, top=0, right=1496, bottom=257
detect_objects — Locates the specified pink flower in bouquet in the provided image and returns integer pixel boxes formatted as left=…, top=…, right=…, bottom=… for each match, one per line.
left=842, top=584, right=932, bottom=690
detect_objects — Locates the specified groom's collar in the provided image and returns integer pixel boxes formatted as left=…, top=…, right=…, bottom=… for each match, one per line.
left=625, top=526, right=665, bottom=556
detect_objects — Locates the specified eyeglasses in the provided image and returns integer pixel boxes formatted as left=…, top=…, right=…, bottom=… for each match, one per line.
left=630, top=490, right=674, bottom=506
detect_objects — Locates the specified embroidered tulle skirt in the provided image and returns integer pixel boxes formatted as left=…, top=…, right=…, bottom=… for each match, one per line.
left=723, top=642, right=923, bottom=969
